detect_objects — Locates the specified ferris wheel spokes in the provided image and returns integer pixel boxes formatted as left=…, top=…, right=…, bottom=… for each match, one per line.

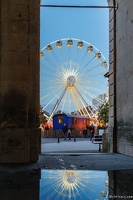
left=42, top=88, right=67, bottom=113
left=48, top=86, right=68, bottom=122
left=40, top=63, right=67, bottom=81
left=40, top=84, right=65, bottom=101
left=78, top=51, right=88, bottom=68
left=52, top=50, right=62, bottom=66
left=40, top=38, right=108, bottom=120
left=70, top=89, right=83, bottom=116
left=79, top=55, right=95, bottom=71
left=81, top=87, right=105, bottom=105
left=79, top=62, right=102, bottom=78
left=42, top=48, right=70, bottom=78
left=77, top=84, right=106, bottom=94
left=81, top=94, right=97, bottom=114
left=82, top=72, right=106, bottom=79
left=73, top=87, right=89, bottom=116
left=77, top=85, right=105, bottom=111
left=41, top=63, right=57, bottom=74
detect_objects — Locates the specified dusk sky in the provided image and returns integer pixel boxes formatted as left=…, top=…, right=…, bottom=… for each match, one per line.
left=40, top=0, right=109, bottom=60
left=40, top=0, right=109, bottom=114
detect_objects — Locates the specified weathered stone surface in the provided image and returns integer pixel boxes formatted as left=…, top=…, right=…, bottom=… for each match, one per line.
left=108, top=0, right=133, bottom=157
left=0, top=128, right=40, bottom=163
left=0, top=128, right=31, bottom=163
left=109, top=94, right=115, bottom=106
left=0, top=169, right=40, bottom=200
left=102, top=129, right=110, bottom=152
left=117, top=125, right=133, bottom=156
left=0, top=0, right=40, bottom=163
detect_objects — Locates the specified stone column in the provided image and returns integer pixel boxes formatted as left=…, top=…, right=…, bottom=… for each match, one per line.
left=115, top=0, right=133, bottom=156
left=107, top=0, right=117, bottom=153
left=0, top=0, right=40, bottom=163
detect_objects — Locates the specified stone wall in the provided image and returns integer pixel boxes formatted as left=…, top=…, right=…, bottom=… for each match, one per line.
left=0, top=0, right=40, bottom=163
left=107, top=0, right=117, bottom=153
left=115, top=0, right=133, bottom=156
left=107, top=0, right=133, bottom=156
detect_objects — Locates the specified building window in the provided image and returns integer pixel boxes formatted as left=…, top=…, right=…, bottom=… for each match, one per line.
left=58, top=116, right=63, bottom=124
left=83, top=119, right=87, bottom=125
left=73, top=118, right=78, bottom=124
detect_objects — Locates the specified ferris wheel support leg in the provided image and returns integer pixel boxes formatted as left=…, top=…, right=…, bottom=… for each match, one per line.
left=48, top=86, right=68, bottom=122
left=74, top=86, right=91, bottom=117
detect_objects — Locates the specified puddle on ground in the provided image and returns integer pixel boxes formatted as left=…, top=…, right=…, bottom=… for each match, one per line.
left=40, top=170, right=108, bottom=199
left=0, top=169, right=133, bottom=200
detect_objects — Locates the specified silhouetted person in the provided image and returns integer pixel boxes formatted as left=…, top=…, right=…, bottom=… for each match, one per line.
left=67, top=129, right=72, bottom=140
left=62, top=123, right=68, bottom=140
left=83, top=128, right=87, bottom=139
left=89, top=124, right=95, bottom=141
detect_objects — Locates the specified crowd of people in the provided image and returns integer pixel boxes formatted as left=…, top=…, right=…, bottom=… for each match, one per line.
left=62, top=122, right=100, bottom=141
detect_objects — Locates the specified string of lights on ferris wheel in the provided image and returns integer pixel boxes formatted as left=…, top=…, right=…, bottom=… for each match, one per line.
left=40, top=38, right=108, bottom=122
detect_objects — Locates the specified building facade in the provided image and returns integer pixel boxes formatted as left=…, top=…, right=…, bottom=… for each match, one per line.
left=92, top=93, right=108, bottom=110
left=53, top=113, right=90, bottom=131
left=108, top=0, right=133, bottom=156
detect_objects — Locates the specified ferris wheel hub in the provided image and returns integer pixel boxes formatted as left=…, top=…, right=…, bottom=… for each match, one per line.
left=67, top=75, right=76, bottom=86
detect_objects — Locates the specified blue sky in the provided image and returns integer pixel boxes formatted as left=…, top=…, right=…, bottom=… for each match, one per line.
left=40, top=0, right=109, bottom=61
left=40, top=0, right=109, bottom=114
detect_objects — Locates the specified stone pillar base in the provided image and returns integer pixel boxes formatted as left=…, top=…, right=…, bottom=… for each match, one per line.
left=0, top=128, right=40, bottom=163
left=102, top=129, right=110, bottom=153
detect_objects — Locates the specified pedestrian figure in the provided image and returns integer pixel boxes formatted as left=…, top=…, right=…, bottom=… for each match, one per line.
left=83, top=128, right=87, bottom=139
left=89, top=124, right=95, bottom=141
left=67, top=129, right=72, bottom=140
left=62, top=123, right=68, bottom=140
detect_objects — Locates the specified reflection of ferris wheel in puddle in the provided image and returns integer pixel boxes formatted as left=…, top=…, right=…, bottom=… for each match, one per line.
left=40, top=38, right=108, bottom=122
left=40, top=170, right=108, bottom=199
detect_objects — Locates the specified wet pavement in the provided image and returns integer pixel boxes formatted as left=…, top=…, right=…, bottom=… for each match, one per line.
left=39, top=153, right=133, bottom=171
left=39, top=138, right=133, bottom=171
left=41, top=137, right=102, bottom=153
left=0, top=137, right=133, bottom=199
left=0, top=168, right=133, bottom=199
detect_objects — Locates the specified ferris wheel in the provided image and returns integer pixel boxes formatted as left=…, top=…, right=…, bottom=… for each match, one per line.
left=40, top=38, right=108, bottom=122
